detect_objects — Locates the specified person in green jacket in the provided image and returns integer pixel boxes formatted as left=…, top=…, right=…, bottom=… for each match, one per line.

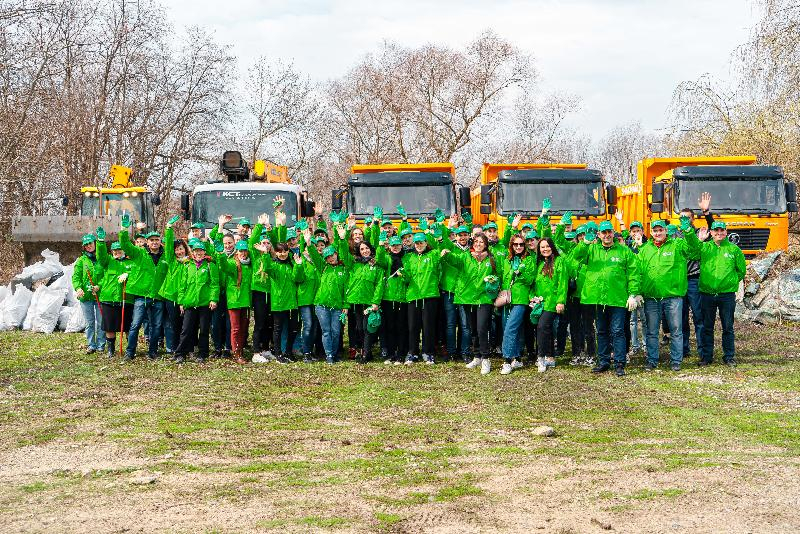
left=684, top=219, right=746, bottom=366
left=249, top=215, right=276, bottom=361
left=637, top=219, right=696, bottom=371
left=441, top=233, right=500, bottom=375
left=174, top=239, right=220, bottom=364
left=530, top=237, right=568, bottom=373
left=571, top=220, right=642, bottom=376
left=73, top=233, right=105, bottom=354
left=376, top=235, right=408, bottom=364
left=563, top=226, right=596, bottom=367
left=95, top=229, right=136, bottom=358
left=213, top=240, right=253, bottom=364
left=498, top=232, right=537, bottom=374
left=160, top=219, right=190, bottom=355
left=309, top=243, right=349, bottom=364
left=255, top=241, right=305, bottom=364
left=297, top=227, right=323, bottom=362
left=440, top=224, right=473, bottom=363
left=402, top=232, right=444, bottom=364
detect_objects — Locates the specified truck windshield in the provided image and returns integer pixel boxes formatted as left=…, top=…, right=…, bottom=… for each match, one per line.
left=676, top=179, right=786, bottom=213
left=192, top=190, right=299, bottom=228
left=350, top=184, right=453, bottom=216
left=81, top=194, right=144, bottom=218
left=499, top=182, right=605, bottom=215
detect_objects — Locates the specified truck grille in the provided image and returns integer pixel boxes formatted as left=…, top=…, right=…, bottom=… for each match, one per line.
left=726, top=228, right=770, bottom=251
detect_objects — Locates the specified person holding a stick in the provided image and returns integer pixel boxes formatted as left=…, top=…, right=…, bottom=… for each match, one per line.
left=94, top=227, right=135, bottom=358
left=73, top=233, right=105, bottom=354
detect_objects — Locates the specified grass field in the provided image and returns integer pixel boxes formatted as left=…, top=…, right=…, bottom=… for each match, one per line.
left=1, top=321, right=800, bottom=533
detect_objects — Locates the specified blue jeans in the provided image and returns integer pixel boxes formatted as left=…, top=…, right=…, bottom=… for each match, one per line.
left=441, top=291, right=471, bottom=356
left=80, top=300, right=105, bottom=350
left=315, top=305, right=342, bottom=359
left=126, top=297, right=164, bottom=358
left=299, top=305, right=318, bottom=355
left=644, top=297, right=683, bottom=366
left=595, top=305, right=627, bottom=367
left=700, top=292, right=736, bottom=363
left=211, top=291, right=231, bottom=352
left=501, top=305, right=527, bottom=360
left=630, top=307, right=645, bottom=350
left=683, top=278, right=703, bottom=357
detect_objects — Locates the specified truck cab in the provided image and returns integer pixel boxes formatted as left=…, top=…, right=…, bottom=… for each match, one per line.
left=331, top=163, right=462, bottom=223
left=472, top=163, right=617, bottom=234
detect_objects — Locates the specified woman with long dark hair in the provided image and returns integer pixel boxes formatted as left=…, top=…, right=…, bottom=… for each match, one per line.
left=532, top=237, right=568, bottom=372
left=499, top=234, right=536, bottom=374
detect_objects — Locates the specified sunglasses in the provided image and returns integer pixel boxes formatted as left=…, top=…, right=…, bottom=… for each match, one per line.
left=512, top=242, right=525, bottom=247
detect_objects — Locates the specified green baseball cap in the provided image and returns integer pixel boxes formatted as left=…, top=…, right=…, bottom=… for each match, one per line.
left=286, top=228, right=297, bottom=239
left=134, top=233, right=146, bottom=239
left=110, top=241, right=122, bottom=251
left=399, top=228, right=413, bottom=237
left=322, top=245, right=336, bottom=259
left=651, top=219, right=667, bottom=229
left=81, top=234, right=96, bottom=246
left=388, top=236, right=402, bottom=246
left=598, top=221, right=614, bottom=232
left=525, top=230, right=538, bottom=240
left=711, top=221, right=727, bottom=230
left=484, top=221, right=498, bottom=230
left=521, top=223, right=534, bottom=231
left=575, top=225, right=586, bottom=235
left=234, top=240, right=249, bottom=251
left=145, top=231, right=161, bottom=239
left=239, top=218, right=251, bottom=226
left=585, top=221, right=599, bottom=231
left=630, top=220, right=644, bottom=229
left=190, top=240, right=206, bottom=250
left=190, top=222, right=205, bottom=229
left=565, top=232, right=576, bottom=239
left=413, top=233, right=427, bottom=243
left=455, top=226, right=469, bottom=235
left=381, top=217, right=393, bottom=226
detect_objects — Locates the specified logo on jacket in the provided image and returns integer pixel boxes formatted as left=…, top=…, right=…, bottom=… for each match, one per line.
left=728, top=233, right=740, bottom=245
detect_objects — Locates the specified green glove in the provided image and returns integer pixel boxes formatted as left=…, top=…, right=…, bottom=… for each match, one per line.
left=379, top=231, right=388, bottom=242
left=679, top=215, right=691, bottom=231
left=339, top=311, right=347, bottom=324
left=561, top=211, right=572, bottom=226
left=585, top=231, right=596, bottom=243
left=272, top=199, right=283, bottom=208
left=121, top=213, right=131, bottom=228
left=396, top=203, right=407, bottom=217
left=373, top=205, right=383, bottom=219
left=542, top=197, right=551, bottom=211
left=419, top=218, right=428, bottom=231
left=296, top=220, right=308, bottom=231
left=95, top=227, right=106, bottom=240
left=434, top=208, right=445, bottom=223
left=365, top=216, right=373, bottom=226
left=433, top=226, right=442, bottom=239
left=167, top=214, right=180, bottom=226
left=214, top=242, right=224, bottom=253
left=462, top=212, right=473, bottom=225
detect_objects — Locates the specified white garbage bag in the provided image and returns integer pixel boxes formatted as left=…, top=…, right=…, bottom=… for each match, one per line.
left=17, top=248, right=64, bottom=284
left=65, top=304, right=87, bottom=333
left=57, top=305, right=72, bottom=331
left=23, top=286, right=67, bottom=333
left=0, top=285, right=33, bottom=330
left=0, top=285, right=8, bottom=304
left=51, top=261, right=77, bottom=306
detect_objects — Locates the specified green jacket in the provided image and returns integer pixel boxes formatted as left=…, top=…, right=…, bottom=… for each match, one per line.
left=177, top=259, right=220, bottom=308
left=685, top=229, right=746, bottom=295
left=72, top=254, right=99, bottom=302
left=376, top=247, right=406, bottom=303
left=532, top=257, right=569, bottom=313
left=501, top=254, right=537, bottom=305
left=296, top=234, right=321, bottom=307
left=95, top=240, right=135, bottom=304
left=439, top=226, right=468, bottom=293
left=159, top=228, right=189, bottom=302
left=261, top=253, right=304, bottom=311
left=308, top=243, right=349, bottom=309
left=119, top=229, right=157, bottom=298
left=571, top=241, right=640, bottom=307
left=248, top=224, right=271, bottom=293
left=401, top=246, right=443, bottom=301
left=215, top=254, right=253, bottom=309
left=339, top=239, right=385, bottom=306
left=636, top=237, right=693, bottom=299
left=441, top=247, right=497, bottom=305
left=553, top=223, right=576, bottom=256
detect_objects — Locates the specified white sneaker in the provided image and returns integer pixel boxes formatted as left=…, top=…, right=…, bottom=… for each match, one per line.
left=500, top=362, right=512, bottom=375
left=264, top=350, right=276, bottom=361
left=537, top=357, right=547, bottom=373
left=480, top=358, right=491, bottom=375
left=383, top=359, right=392, bottom=365
left=252, top=353, right=268, bottom=363
left=511, top=359, right=523, bottom=370
left=393, top=360, right=402, bottom=366
left=466, top=357, right=481, bottom=369
left=422, top=353, right=434, bottom=365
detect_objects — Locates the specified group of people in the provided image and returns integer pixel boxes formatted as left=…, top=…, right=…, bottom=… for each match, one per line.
left=71, top=192, right=746, bottom=376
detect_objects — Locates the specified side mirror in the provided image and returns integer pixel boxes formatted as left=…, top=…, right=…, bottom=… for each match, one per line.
left=331, top=189, right=344, bottom=211
left=605, top=184, right=617, bottom=206
left=180, top=193, right=190, bottom=212
left=786, top=181, right=797, bottom=203
left=651, top=182, right=665, bottom=204
left=480, top=184, right=493, bottom=205
left=61, top=195, right=69, bottom=207
left=151, top=194, right=161, bottom=206
left=479, top=205, right=491, bottom=215
left=458, top=186, right=471, bottom=210
left=608, top=206, right=617, bottom=215
left=301, top=197, right=316, bottom=217
left=651, top=203, right=664, bottom=213
left=788, top=202, right=798, bottom=213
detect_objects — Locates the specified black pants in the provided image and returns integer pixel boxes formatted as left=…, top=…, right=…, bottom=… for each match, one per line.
left=537, top=310, right=557, bottom=358
left=523, top=306, right=537, bottom=359
left=465, top=304, right=492, bottom=358
left=568, top=300, right=596, bottom=357
left=176, top=306, right=211, bottom=358
left=351, top=304, right=377, bottom=359
left=556, top=311, right=568, bottom=356
left=408, top=298, right=439, bottom=356
left=347, top=307, right=361, bottom=351
left=211, top=291, right=231, bottom=352
left=252, top=291, right=272, bottom=353
left=273, top=309, right=299, bottom=356
left=700, top=292, right=736, bottom=363
left=382, top=300, right=408, bottom=360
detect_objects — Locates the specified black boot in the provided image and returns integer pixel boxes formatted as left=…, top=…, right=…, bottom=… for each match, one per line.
left=592, top=362, right=610, bottom=373
left=615, top=364, right=625, bottom=376
left=107, top=341, right=116, bottom=359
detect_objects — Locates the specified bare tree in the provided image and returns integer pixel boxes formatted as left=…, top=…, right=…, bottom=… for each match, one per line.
left=591, top=122, right=666, bottom=185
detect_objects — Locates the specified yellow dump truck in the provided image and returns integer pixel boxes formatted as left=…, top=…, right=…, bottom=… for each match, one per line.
left=617, top=156, right=798, bottom=258
left=11, top=165, right=160, bottom=264
left=471, top=163, right=617, bottom=234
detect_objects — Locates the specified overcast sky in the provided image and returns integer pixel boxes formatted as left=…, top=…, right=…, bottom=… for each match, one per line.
left=165, top=0, right=754, bottom=140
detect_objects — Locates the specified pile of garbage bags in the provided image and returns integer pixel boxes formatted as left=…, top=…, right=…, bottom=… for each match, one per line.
left=0, top=249, right=86, bottom=334
left=737, top=249, right=800, bottom=323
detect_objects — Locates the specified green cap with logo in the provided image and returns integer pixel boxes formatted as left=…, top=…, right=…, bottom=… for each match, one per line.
left=388, top=236, right=402, bottom=246
left=190, top=239, right=206, bottom=250
left=234, top=240, right=249, bottom=251
left=483, top=221, right=498, bottom=231
left=455, top=226, right=469, bottom=235
left=81, top=234, right=96, bottom=246
left=399, top=227, right=413, bottom=237
left=413, top=233, right=427, bottom=243
left=322, top=245, right=336, bottom=259
left=239, top=218, right=251, bottom=226
left=190, top=222, right=205, bottom=229
left=525, top=230, right=538, bottom=240
left=630, top=220, right=643, bottom=229
left=110, top=241, right=123, bottom=251
left=710, top=221, right=727, bottom=230
left=286, top=228, right=297, bottom=240
left=598, top=221, right=614, bottom=232
left=651, top=219, right=667, bottom=229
